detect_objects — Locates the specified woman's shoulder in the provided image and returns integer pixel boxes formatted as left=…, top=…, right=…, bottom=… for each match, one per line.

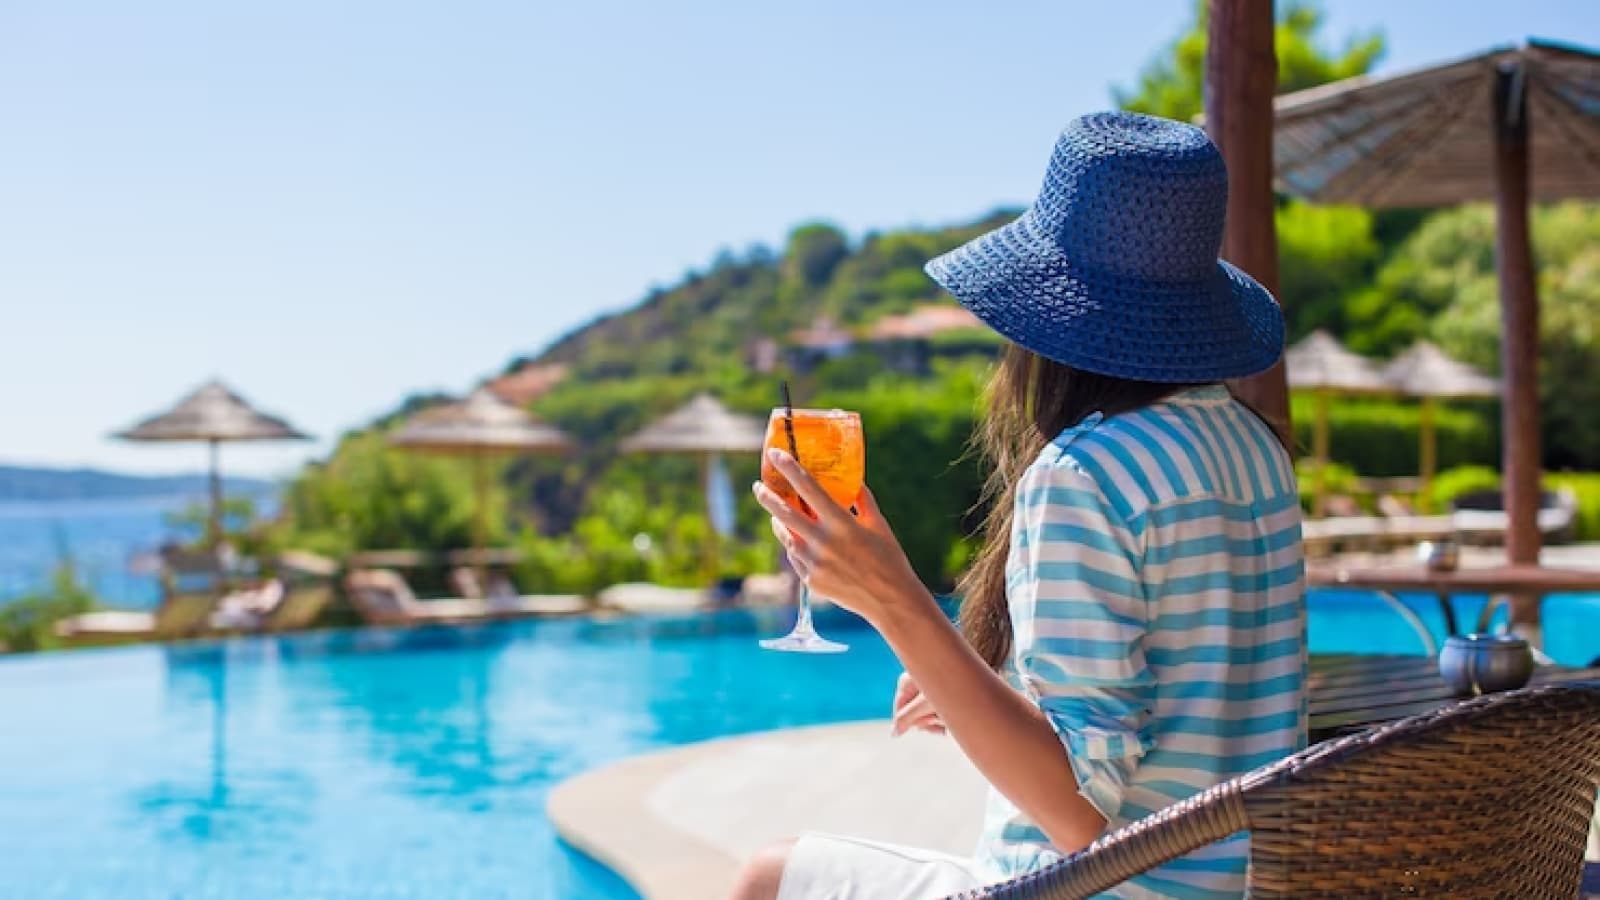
left=1023, top=415, right=1148, bottom=523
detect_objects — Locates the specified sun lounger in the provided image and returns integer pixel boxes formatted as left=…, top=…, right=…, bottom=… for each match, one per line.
left=343, top=568, right=491, bottom=626
left=209, top=551, right=339, bottom=633
left=1451, top=488, right=1578, bottom=546
left=596, top=582, right=711, bottom=614
left=55, top=546, right=232, bottom=646
left=447, top=567, right=589, bottom=618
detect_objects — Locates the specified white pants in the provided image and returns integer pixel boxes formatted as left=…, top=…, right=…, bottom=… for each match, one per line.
left=777, top=833, right=996, bottom=900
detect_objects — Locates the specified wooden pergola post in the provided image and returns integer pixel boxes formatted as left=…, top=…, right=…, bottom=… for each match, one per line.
left=1205, top=0, right=1293, bottom=451
left=1492, top=61, right=1544, bottom=636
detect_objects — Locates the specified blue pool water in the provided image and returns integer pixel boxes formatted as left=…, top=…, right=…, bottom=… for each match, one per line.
left=1, top=595, right=1597, bottom=900
left=0, top=609, right=900, bottom=899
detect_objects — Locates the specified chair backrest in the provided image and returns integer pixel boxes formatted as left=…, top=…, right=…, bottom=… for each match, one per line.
left=961, top=684, right=1600, bottom=900
left=1238, top=683, right=1600, bottom=898
left=266, top=582, right=335, bottom=631
left=343, top=569, right=421, bottom=625
left=154, top=547, right=232, bottom=637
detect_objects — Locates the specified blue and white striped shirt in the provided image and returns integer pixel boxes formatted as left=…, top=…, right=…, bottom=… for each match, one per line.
left=976, top=384, right=1307, bottom=899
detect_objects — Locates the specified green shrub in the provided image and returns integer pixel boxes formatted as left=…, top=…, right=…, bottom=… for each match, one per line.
left=1289, top=394, right=1498, bottom=476
left=1294, top=458, right=1363, bottom=512
left=0, top=563, right=96, bottom=654
left=1547, top=473, right=1600, bottom=542
left=1423, top=465, right=1502, bottom=511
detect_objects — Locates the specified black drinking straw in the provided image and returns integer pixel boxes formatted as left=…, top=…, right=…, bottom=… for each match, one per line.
left=779, top=380, right=799, bottom=461
left=778, top=380, right=809, bottom=515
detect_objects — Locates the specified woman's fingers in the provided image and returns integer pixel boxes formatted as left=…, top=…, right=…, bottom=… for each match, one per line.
left=766, top=449, right=849, bottom=526
left=892, top=672, right=918, bottom=713
left=891, top=692, right=940, bottom=736
left=854, top=486, right=884, bottom=524
left=769, top=518, right=815, bottom=576
left=753, top=482, right=822, bottom=543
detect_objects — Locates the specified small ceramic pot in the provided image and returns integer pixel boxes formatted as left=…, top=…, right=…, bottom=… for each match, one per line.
left=1438, top=633, right=1535, bottom=697
left=1416, top=539, right=1461, bottom=572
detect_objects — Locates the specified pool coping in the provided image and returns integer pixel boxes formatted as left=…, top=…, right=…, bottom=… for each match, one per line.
left=547, top=720, right=988, bottom=900
left=549, top=731, right=749, bottom=900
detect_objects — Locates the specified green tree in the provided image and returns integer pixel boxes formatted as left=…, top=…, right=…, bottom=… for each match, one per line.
left=280, top=429, right=501, bottom=557
left=1275, top=202, right=1380, bottom=340
left=1114, top=0, right=1384, bottom=123
left=1425, top=202, right=1600, bottom=469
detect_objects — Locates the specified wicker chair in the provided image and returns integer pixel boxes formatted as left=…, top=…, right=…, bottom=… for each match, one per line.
left=956, top=683, right=1600, bottom=899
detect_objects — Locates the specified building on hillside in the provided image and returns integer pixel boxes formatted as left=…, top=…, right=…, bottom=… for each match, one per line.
left=782, top=318, right=856, bottom=374
left=486, top=362, right=570, bottom=407
left=746, top=338, right=780, bottom=375
left=863, top=304, right=993, bottom=375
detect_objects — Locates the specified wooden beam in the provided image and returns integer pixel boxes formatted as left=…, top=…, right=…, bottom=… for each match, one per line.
left=1492, top=62, right=1543, bottom=636
left=1205, top=0, right=1291, bottom=450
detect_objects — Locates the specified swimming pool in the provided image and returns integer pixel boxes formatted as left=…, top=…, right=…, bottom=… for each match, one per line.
left=0, top=592, right=1596, bottom=899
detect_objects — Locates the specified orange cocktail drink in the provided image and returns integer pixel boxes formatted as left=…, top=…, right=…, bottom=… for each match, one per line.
left=761, top=409, right=864, bottom=513
left=758, top=408, right=864, bottom=653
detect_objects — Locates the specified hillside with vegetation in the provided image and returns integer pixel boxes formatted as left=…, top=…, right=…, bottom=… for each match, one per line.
left=275, top=3, right=1600, bottom=597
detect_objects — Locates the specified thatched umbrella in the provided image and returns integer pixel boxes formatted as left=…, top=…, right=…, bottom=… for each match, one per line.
left=1285, top=330, right=1389, bottom=515
left=1381, top=340, right=1500, bottom=499
left=618, top=393, right=765, bottom=585
left=116, top=380, right=309, bottom=547
left=389, top=387, right=571, bottom=570
left=1272, top=38, right=1600, bottom=578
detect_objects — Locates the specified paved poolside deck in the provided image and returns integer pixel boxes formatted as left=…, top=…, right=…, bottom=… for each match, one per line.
left=552, top=717, right=1600, bottom=900
left=547, top=721, right=988, bottom=900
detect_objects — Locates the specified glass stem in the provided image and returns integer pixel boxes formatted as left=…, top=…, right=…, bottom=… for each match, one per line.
left=793, top=585, right=817, bottom=636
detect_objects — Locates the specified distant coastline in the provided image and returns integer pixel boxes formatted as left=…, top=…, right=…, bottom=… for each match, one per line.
left=0, top=464, right=277, bottom=504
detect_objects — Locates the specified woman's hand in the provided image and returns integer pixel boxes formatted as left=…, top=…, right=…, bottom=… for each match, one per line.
left=891, top=672, right=946, bottom=737
left=752, top=448, right=932, bottom=628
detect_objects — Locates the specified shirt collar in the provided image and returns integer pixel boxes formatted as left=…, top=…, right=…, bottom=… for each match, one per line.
left=1167, top=384, right=1232, bottom=406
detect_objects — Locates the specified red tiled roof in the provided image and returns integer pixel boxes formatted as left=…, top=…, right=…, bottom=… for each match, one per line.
left=867, top=305, right=982, bottom=340
left=485, top=363, right=570, bottom=406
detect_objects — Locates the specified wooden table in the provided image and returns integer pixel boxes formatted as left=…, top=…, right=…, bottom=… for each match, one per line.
left=1309, top=652, right=1600, bottom=742
left=1307, top=563, right=1600, bottom=647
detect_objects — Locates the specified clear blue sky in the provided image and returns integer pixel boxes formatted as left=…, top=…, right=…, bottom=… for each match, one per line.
left=2, top=1, right=1596, bottom=476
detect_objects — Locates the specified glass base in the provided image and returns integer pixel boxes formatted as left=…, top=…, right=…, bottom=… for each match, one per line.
left=759, top=630, right=849, bottom=654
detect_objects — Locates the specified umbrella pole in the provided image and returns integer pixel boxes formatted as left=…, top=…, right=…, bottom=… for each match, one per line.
left=1419, top=396, right=1437, bottom=509
left=1493, top=61, right=1544, bottom=647
left=208, top=438, right=223, bottom=550
left=1206, top=0, right=1291, bottom=452
left=472, top=454, right=490, bottom=590
left=1313, top=390, right=1330, bottom=517
left=701, top=451, right=720, bottom=588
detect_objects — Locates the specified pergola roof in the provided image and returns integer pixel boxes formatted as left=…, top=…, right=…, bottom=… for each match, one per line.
left=1273, top=39, right=1600, bottom=207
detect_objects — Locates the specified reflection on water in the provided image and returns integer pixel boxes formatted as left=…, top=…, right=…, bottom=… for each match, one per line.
left=128, top=646, right=315, bottom=846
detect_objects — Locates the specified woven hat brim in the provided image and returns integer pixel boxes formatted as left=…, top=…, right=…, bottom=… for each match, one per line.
left=925, top=212, right=1284, bottom=383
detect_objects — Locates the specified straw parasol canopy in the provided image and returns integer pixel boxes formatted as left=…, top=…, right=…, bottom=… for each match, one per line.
left=1285, top=330, right=1389, bottom=394
left=1273, top=38, right=1600, bottom=572
left=618, top=393, right=765, bottom=455
left=1285, top=331, right=1389, bottom=516
left=389, top=387, right=571, bottom=567
left=116, top=380, right=309, bottom=546
left=1382, top=341, right=1500, bottom=499
left=1381, top=340, right=1501, bottom=399
left=618, top=393, right=765, bottom=584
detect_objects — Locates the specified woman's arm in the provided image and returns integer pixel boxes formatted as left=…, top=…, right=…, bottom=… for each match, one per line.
left=876, top=584, right=1109, bottom=853
left=755, top=450, right=1107, bottom=854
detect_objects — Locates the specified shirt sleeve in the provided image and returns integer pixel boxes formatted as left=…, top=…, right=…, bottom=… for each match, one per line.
left=1008, top=455, right=1154, bottom=823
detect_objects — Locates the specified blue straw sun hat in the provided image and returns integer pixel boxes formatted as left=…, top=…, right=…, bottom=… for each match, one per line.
left=926, top=111, right=1284, bottom=383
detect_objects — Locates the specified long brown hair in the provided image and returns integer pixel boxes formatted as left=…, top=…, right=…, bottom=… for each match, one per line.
left=959, top=344, right=1195, bottom=669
